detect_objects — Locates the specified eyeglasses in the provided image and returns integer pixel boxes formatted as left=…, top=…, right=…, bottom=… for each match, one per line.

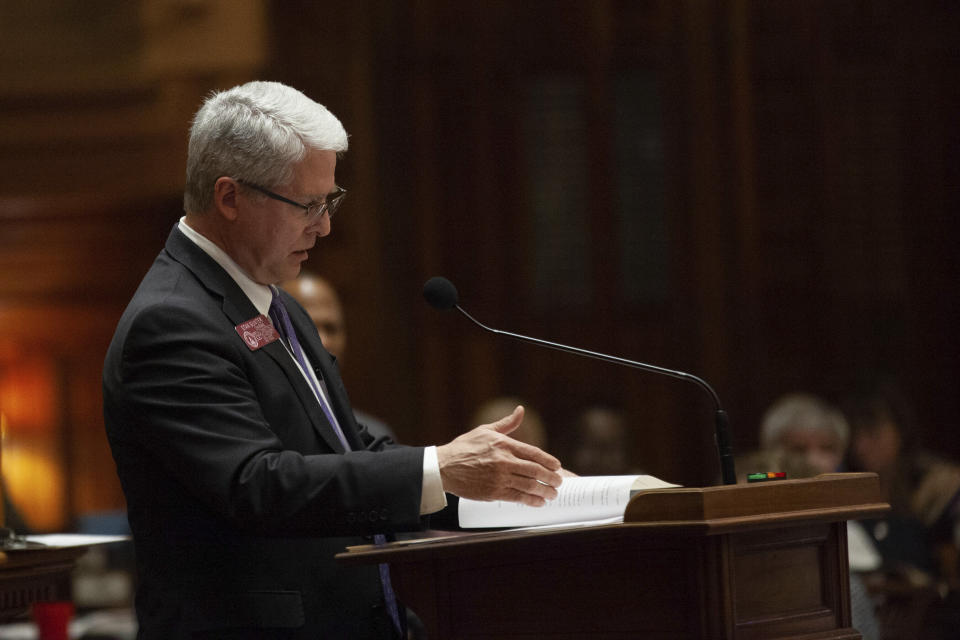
left=236, top=178, right=347, bottom=221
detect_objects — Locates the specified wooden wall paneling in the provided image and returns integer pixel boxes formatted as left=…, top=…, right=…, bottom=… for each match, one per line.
left=269, top=0, right=960, bottom=477
left=898, top=4, right=960, bottom=455
left=457, top=2, right=504, bottom=420
left=749, top=0, right=802, bottom=430
left=681, top=0, right=734, bottom=398
left=140, top=0, right=267, bottom=79
left=585, top=0, right=617, bottom=327
left=0, top=309, right=130, bottom=530
left=725, top=0, right=764, bottom=430
left=652, top=0, right=740, bottom=484
left=333, top=0, right=418, bottom=443
left=814, top=1, right=904, bottom=390
left=0, top=194, right=181, bottom=528
left=512, top=2, right=616, bottom=467
left=266, top=0, right=420, bottom=443
left=886, top=1, right=960, bottom=456
left=588, top=0, right=641, bottom=462
left=0, top=352, right=67, bottom=531
left=0, top=195, right=176, bottom=304
left=318, top=0, right=414, bottom=443
left=0, top=0, right=290, bottom=530
left=374, top=0, right=741, bottom=481
left=408, top=1, right=456, bottom=446
left=65, top=349, right=127, bottom=516
left=604, top=1, right=688, bottom=479
left=0, top=2, right=141, bottom=93
left=722, top=0, right=960, bottom=464
left=368, top=1, right=443, bottom=445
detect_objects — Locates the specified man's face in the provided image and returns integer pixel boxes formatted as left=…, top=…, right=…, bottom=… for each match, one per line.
left=231, top=150, right=337, bottom=284
left=851, top=419, right=901, bottom=473
left=302, top=284, right=346, bottom=361
left=283, top=277, right=347, bottom=360
left=573, top=413, right=629, bottom=476
left=778, top=427, right=844, bottom=474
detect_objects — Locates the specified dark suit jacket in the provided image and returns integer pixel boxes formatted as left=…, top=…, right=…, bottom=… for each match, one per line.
left=103, top=225, right=426, bottom=639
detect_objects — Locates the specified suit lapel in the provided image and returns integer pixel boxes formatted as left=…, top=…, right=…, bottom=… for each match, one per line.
left=259, top=338, right=350, bottom=454
left=163, top=225, right=350, bottom=454
left=281, top=291, right=365, bottom=451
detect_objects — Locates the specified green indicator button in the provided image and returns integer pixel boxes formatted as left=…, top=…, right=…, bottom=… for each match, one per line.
left=746, top=471, right=787, bottom=483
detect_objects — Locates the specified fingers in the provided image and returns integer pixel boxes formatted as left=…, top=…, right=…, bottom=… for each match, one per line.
left=485, top=405, right=524, bottom=435
left=481, top=478, right=557, bottom=508
left=481, top=429, right=563, bottom=490
left=478, top=406, right=561, bottom=471
left=438, top=407, right=568, bottom=505
left=509, top=456, right=563, bottom=489
left=506, top=437, right=562, bottom=473
left=480, top=458, right=562, bottom=505
left=509, top=473, right=560, bottom=503
left=501, top=488, right=549, bottom=507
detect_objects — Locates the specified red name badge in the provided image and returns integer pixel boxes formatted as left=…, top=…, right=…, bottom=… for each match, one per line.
left=235, top=315, right=281, bottom=351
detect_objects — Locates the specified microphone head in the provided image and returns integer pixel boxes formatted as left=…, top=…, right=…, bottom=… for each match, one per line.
left=423, top=276, right=459, bottom=310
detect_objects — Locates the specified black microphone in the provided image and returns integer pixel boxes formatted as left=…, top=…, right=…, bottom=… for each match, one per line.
left=422, top=276, right=737, bottom=485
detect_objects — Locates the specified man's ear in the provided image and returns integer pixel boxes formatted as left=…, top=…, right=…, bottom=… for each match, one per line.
left=213, top=177, right=240, bottom=221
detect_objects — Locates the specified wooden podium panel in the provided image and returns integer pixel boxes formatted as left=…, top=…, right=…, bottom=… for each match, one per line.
left=339, top=473, right=888, bottom=640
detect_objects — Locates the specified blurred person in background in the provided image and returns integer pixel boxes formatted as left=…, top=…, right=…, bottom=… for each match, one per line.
left=283, top=271, right=396, bottom=442
left=843, top=378, right=960, bottom=639
left=844, top=378, right=960, bottom=582
left=737, top=392, right=850, bottom=481
left=738, top=392, right=881, bottom=640
left=471, top=397, right=547, bottom=450
left=570, top=406, right=637, bottom=476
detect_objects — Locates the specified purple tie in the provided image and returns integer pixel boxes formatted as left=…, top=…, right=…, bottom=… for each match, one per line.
left=269, top=289, right=351, bottom=450
left=269, top=288, right=403, bottom=635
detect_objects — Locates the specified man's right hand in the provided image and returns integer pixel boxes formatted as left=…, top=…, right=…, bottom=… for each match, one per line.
left=436, top=406, right=564, bottom=506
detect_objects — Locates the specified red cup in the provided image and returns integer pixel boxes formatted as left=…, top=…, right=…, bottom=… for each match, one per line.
left=31, top=601, right=74, bottom=640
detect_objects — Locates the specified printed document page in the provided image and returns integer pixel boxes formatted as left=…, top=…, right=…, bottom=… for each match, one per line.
left=458, top=474, right=678, bottom=528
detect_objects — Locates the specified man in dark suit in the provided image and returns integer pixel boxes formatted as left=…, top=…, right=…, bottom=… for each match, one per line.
left=103, top=80, right=563, bottom=639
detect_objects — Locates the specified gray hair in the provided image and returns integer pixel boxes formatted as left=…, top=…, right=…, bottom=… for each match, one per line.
left=184, top=81, right=349, bottom=214
left=760, top=393, right=849, bottom=450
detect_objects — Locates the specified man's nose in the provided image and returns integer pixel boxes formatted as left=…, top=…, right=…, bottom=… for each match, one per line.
left=308, top=215, right=332, bottom=236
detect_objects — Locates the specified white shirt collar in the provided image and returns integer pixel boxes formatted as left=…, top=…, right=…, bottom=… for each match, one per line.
left=177, top=216, right=274, bottom=316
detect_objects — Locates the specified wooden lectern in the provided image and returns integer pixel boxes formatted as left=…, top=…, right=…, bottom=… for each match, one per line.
left=338, top=473, right=888, bottom=640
